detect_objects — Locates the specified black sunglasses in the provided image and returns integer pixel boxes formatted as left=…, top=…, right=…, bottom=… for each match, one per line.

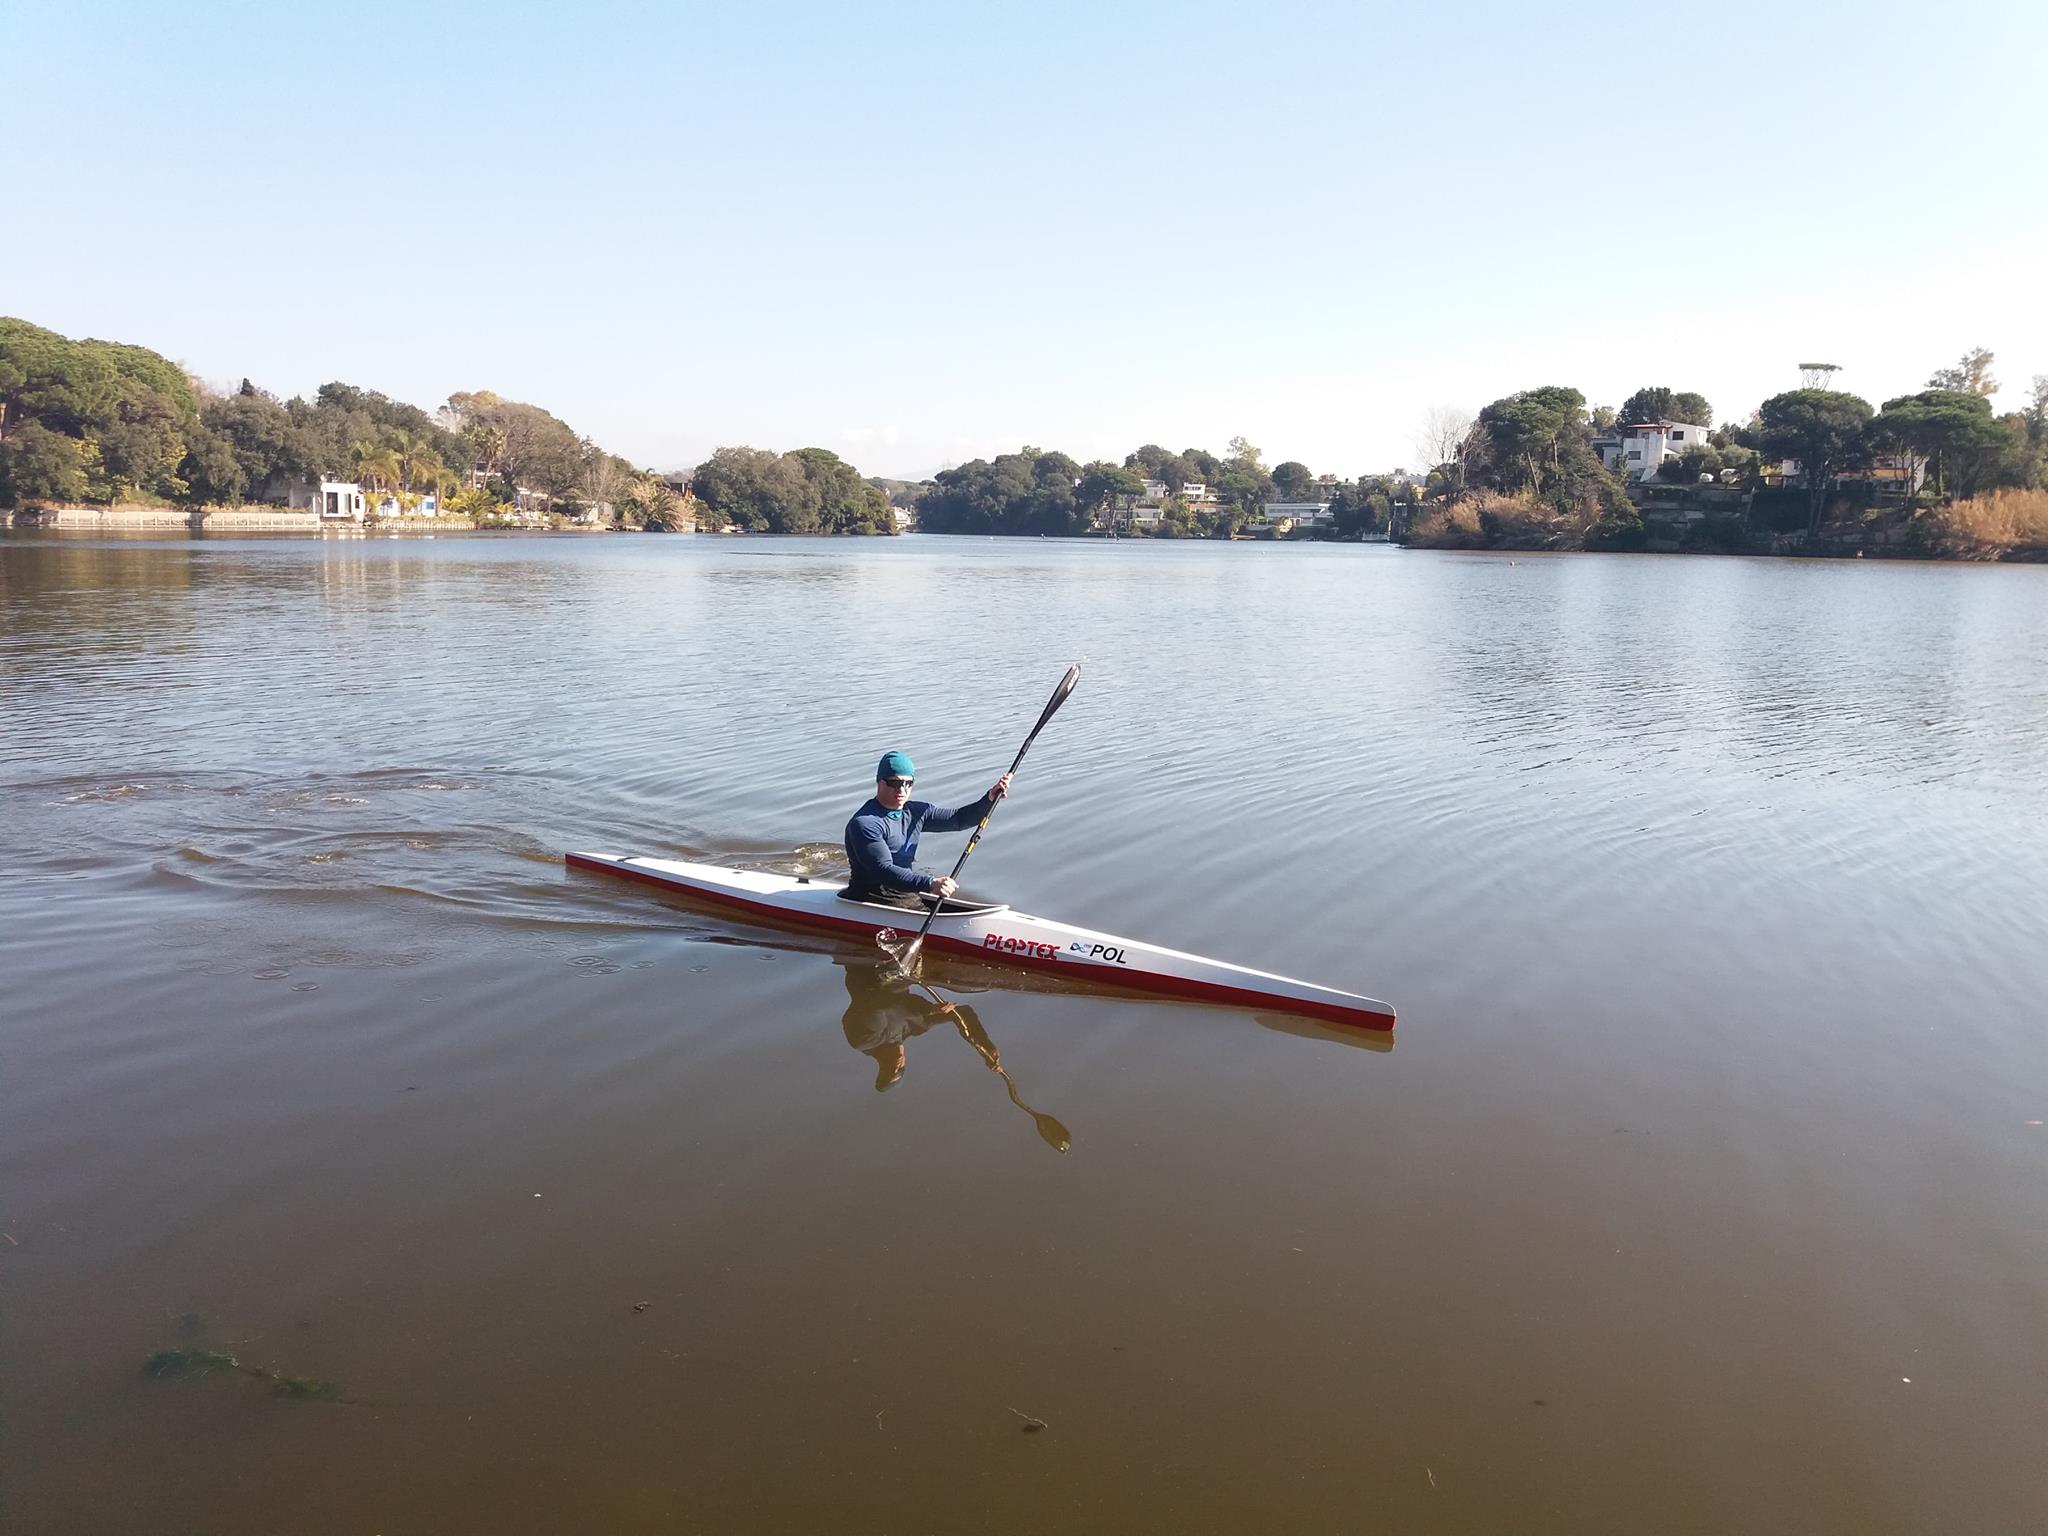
left=881, top=777, right=914, bottom=788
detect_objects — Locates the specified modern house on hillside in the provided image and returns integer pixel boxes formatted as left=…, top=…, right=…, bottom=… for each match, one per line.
left=1595, top=419, right=1709, bottom=481
left=1263, top=501, right=1335, bottom=530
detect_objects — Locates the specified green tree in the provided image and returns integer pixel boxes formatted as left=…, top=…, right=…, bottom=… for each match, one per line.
left=691, top=445, right=813, bottom=532
left=918, top=448, right=1089, bottom=536
left=1617, top=386, right=1713, bottom=426
left=1329, top=480, right=1391, bottom=538
left=92, top=386, right=191, bottom=500
left=1474, top=386, right=1589, bottom=493
left=1270, top=460, right=1317, bottom=500
left=390, top=430, right=441, bottom=492
left=1756, top=389, right=1873, bottom=535
left=1077, top=461, right=1145, bottom=527
left=0, top=317, right=119, bottom=437
left=789, top=447, right=893, bottom=534
left=353, top=444, right=403, bottom=495
left=0, top=419, right=86, bottom=505
left=626, top=474, right=677, bottom=529
left=201, top=390, right=319, bottom=498
left=1124, top=444, right=1192, bottom=489
left=1869, top=389, right=2033, bottom=498
left=179, top=423, right=248, bottom=504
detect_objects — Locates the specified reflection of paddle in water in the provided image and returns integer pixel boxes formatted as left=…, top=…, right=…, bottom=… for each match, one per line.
left=912, top=979, right=1072, bottom=1154
left=837, top=959, right=1071, bottom=1153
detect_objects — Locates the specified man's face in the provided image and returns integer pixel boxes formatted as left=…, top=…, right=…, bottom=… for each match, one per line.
left=876, top=774, right=913, bottom=811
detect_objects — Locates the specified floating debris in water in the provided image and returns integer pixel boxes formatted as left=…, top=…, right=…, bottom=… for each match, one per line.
left=146, top=1349, right=241, bottom=1380
left=269, top=1374, right=342, bottom=1400
left=145, top=1347, right=341, bottom=1402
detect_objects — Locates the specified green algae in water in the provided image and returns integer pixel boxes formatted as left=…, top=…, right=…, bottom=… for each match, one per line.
left=145, top=1349, right=242, bottom=1379
left=269, top=1374, right=342, bottom=1401
left=145, top=1348, right=341, bottom=1401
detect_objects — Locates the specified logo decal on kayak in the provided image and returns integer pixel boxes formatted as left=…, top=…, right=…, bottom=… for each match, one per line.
left=1068, top=940, right=1127, bottom=965
left=983, top=933, right=1059, bottom=960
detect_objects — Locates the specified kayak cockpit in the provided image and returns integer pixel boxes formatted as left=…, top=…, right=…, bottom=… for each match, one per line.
left=832, top=889, right=1010, bottom=918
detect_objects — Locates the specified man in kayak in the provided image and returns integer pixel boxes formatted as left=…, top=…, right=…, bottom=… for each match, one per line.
left=842, top=750, right=1010, bottom=909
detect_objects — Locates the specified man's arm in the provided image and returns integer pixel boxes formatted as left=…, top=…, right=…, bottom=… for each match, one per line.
left=847, top=816, right=931, bottom=893
left=918, top=774, right=1012, bottom=834
left=918, top=797, right=992, bottom=836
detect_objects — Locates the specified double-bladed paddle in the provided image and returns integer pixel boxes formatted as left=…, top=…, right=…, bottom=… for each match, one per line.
left=880, top=664, right=1080, bottom=975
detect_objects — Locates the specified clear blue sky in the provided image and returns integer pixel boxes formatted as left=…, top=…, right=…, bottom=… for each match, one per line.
left=6, top=0, right=2044, bottom=478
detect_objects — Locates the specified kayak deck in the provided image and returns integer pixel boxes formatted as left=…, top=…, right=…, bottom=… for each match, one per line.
left=566, top=852, right=1395, bottom=1032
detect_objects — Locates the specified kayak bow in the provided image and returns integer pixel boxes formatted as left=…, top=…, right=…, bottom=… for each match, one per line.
left=566, top=853, right=1396, bottom=1032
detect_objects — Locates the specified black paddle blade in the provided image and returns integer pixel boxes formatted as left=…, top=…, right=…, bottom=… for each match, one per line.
left=1027, top=664, right=1081, bottom=741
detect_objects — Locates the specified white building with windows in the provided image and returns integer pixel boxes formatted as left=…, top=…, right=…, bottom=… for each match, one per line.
left=1263, top=500, right=1335, bottom=528
left=289, top=479, right=366, bottom=522
left=1599, top=420, right=1709, bottom=481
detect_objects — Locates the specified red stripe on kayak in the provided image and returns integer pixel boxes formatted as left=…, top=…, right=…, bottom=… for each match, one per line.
left=566, top=853, right=1396, bottom=1032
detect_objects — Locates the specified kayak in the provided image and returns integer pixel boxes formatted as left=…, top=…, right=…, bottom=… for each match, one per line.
left=566, top=852, right=1396, bottom=1032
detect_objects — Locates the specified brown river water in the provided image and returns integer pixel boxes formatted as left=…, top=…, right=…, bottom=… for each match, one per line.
left=2, top=533, right=2046, bottom=1534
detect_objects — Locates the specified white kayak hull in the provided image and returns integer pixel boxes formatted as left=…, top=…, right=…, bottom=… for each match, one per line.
left=566, top=853, right=1396, bottom=1032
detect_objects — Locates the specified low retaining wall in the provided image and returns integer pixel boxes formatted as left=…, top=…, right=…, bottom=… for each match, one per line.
left=8, top=506, right=479, bottom=533
left=11, top=505, right=324, bottom=531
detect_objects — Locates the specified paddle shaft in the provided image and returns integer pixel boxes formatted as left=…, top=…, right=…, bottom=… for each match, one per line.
left=901, top=665, right=1078, bottom=959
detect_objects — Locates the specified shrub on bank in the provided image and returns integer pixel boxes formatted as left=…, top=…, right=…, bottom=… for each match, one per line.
left=1405, top=500, right=1485, bottom=548
left=1926, top=489, right=2048, bottom=555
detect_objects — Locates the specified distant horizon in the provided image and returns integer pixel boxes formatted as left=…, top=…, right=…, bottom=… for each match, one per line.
left=6, top=0, right=2044, bottom=482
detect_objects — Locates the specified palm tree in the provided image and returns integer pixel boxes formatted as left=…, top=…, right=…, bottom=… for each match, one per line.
left=635, top=475, right=676, bottom=528
left=462, top=422, right=505, bottom=483
left=390, top=431, right=436, bottom=492
left=357, top=450, right=402, bottom=495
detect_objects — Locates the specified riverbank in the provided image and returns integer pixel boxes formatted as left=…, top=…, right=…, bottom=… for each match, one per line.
left=1399, top=488, right=2048, bottom=563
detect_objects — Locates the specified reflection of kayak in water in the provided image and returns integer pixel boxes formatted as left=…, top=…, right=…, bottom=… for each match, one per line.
left=567, top=853, right=1396, bottom=1032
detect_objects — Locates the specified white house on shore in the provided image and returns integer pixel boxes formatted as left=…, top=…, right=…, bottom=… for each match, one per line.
left=1596, top=420, right=1710, bottom=481
left=289, top=480, right=366, bottom=522
left=1263, top=500, right=1335, bottom=531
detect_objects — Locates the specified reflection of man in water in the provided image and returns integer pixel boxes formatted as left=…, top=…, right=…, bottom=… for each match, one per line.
left=839, top=959, right=999, bottom=1091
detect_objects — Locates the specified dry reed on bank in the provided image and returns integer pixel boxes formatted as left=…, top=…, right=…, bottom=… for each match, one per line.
left=1407, top=492, right=1586, bottom=550
left=1931, top=488, right=2048, bottom=552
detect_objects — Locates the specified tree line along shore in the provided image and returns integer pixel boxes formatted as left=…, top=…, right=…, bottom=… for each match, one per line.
left=4, top=317, right=2043, bottom=559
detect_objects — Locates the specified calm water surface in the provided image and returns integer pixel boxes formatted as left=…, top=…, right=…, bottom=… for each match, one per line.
left=3, top=534, right=2046, bottom=1534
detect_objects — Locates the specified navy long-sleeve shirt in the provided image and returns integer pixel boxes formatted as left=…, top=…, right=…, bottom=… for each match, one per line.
left=843, top=792, right=994, bottom=897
